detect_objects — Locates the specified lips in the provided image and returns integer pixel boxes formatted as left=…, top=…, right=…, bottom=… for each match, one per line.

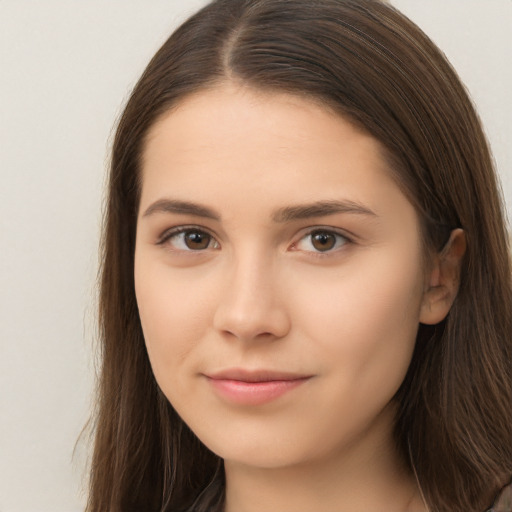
left=204, top=368, right=312, bottom=405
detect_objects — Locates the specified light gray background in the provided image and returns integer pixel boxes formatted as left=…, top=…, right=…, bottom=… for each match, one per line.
left=1, top=2, right=510, bottom=511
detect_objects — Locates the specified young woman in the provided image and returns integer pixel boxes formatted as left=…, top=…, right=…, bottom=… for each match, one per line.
left=86, top=1, right=512, bottom=511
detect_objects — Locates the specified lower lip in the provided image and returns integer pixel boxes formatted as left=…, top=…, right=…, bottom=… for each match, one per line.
left=207, top=377, right=310, bottom=405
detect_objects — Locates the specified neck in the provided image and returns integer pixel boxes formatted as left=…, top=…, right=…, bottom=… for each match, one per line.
left=223, top=407, right=427, bottom=512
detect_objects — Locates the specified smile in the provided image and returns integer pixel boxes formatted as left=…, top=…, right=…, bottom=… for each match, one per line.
left=204, top=369, right=313, bottom=406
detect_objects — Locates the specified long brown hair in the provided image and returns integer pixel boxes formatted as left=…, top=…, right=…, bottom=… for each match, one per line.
left=87, top=1, right=512, bottom=511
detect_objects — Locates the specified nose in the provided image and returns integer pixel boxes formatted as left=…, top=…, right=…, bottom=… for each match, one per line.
left=212, top=252, right=291, bottom=342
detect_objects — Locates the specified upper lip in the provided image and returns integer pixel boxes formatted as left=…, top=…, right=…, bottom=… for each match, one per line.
left=204, top=368, right=312, bottom=382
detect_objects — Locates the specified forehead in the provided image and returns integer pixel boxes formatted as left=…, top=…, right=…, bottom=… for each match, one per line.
left=143, top=85, right=381, bottom=176
left=142, top=83, right=381, bottom=161
left=139, top=84, right=416, bottom=228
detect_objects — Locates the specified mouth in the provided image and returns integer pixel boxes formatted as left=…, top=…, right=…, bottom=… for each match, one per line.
left=203, top=368, right=313, bottom=405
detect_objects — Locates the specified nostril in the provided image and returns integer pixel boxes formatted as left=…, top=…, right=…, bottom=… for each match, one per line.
left=213, top=292, right=291, bottom=342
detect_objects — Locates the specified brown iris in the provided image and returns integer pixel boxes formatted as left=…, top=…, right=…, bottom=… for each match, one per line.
left=311, top=230, right=337, bottom=251
left=184, top=230, right=211, bottom=250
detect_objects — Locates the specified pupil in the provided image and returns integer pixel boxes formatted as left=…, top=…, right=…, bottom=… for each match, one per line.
left=312, top=232, right=335, bottom=251
left=185, top=231, right=209, bottom=250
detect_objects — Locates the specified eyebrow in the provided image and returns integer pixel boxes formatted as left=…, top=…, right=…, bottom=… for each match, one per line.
left=141, top=198, right=377, bottom=222
left=142, top=199, right=221, bottom=220
left=272, top=199, right=377, bottom=222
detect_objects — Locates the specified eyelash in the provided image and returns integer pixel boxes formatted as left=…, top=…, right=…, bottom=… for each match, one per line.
left=156, top=226, right=220, bottom=252
left=291, top=229, right=351, bottom=255
left=156, top=225, right=353, bottom=255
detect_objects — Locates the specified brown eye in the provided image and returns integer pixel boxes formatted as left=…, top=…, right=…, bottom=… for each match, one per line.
left=311, top=231, right=337, bottom=251
left=162, top=228, right=219, bottom=251
left=183, top=230, right=212, bottom=250
left=293, top=229, right=348, bottom=254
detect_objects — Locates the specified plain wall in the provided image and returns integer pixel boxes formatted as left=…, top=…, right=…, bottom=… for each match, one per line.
left=0, top=2, right=510, bottom=511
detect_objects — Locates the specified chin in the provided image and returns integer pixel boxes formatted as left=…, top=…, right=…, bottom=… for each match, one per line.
left=189, top=418, right=337, bottom=471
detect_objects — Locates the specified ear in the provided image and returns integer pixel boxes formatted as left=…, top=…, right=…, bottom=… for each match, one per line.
left=420, top=228, right=466, bottom=325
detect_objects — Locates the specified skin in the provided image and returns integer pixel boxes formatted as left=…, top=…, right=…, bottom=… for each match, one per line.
left=134, top=83, right=464, bottom=512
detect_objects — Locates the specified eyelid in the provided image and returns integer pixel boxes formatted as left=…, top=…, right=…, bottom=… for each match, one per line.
left=154, top=224, right=354, bottom=254
left=289, top=226, right=354, bottom=253
left=156, top=225, right=220, bottom=249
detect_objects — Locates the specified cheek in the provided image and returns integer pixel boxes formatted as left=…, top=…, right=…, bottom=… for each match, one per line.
left=134, top=254, right=213, bottom=374
left=291, top=248, right=425, bottom=382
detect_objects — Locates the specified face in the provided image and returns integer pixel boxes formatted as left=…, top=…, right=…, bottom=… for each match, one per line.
left=134, top=84, right=430, bottom=469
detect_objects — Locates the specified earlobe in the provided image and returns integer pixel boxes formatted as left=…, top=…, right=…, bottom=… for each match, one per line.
left=420, top=229, right=466, bottom=325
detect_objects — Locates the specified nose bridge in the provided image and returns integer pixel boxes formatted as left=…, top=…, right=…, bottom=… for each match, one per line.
left=213, top=245, right=290, bottom=340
